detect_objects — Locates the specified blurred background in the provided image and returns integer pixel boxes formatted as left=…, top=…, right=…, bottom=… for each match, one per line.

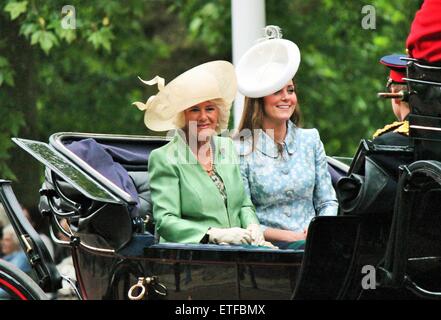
left=0, top=0, right=421, bottom=211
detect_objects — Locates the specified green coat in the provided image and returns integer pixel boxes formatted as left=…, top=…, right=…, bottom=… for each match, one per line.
left=148, top=133, right=259, bottom=243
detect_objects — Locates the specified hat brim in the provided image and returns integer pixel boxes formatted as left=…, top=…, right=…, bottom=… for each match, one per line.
left=236, top=39, right=301, bottom=98
left=144, top=61, right=237, bottom=132
left=379, top=54, right=408, bottom=85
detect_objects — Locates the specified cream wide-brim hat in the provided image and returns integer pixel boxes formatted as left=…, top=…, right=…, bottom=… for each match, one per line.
left=236, top=39, right=301, bottom=98
left=133, top=60, right=237, bottom=132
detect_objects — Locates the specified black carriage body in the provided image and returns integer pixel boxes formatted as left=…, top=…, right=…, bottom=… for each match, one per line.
left=9, top=115, right=441, bottom=300
left=7, top=132, right=316, bottom=300
left=4, top=118, right=441, bottom=300
left=76, top=242, right=303, bottom=300
left=309, top=58, right=441, bottom=300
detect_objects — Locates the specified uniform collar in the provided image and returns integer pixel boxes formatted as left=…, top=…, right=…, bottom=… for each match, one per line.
left=256, top=121, right=297, bottom=158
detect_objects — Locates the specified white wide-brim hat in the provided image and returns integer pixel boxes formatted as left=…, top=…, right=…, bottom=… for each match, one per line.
left=236, top=39, right=301, bottom=98
left=133, top=60, right=237, bottom=132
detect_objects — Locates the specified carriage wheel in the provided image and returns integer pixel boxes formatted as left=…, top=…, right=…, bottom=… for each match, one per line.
left=0, top=259, right=49, bottom=300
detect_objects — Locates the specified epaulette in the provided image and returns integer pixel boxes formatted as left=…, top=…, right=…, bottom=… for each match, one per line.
left=373, top=121, right=405, bottom=138
left=393, top=120, right=409, bottom=136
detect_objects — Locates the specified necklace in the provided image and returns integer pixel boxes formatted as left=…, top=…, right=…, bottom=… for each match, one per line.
left=202, top=143, right=214, bottom=173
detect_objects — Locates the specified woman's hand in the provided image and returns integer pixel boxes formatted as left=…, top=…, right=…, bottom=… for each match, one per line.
left=246, top=223, right=265, bottom=245
left=207, top=227, right=252, bottom=245
left=259, top=241, right=279, bottom=249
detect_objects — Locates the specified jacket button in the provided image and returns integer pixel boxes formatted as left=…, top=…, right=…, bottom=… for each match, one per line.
left=284, top=210, right=292, bottom=217
left=282, top=169, right=289, bottom=175
left=286, top=190, right=294, bottom=197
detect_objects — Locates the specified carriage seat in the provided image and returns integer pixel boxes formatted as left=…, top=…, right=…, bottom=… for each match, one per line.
left=336, top=139, right=413, bottom=216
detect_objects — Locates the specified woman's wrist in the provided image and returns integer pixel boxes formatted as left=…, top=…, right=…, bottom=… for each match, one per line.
left=264, top=228, right=306, bottom=242
left=284, top=230, right=305, bottom=242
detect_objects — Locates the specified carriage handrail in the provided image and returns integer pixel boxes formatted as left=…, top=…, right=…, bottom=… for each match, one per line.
left=0, top=180, right=62, bottom=293
left=327, top=156, right=350, bottom=173
left=12, top=138, right=122, bottom=204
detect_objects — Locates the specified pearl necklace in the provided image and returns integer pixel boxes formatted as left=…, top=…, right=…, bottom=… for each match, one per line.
left=198, top=142, right=213, bottom=173
left=205, top=143, right=214, bottom=174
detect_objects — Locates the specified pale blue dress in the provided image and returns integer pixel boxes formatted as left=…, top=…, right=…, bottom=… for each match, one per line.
left=234, top=121, right=338, bottom=233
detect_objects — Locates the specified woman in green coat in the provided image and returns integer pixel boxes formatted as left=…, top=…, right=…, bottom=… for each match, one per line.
left=133, top=61, right=271, bottom=246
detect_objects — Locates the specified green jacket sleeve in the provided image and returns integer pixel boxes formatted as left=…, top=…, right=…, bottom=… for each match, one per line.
left=239, top=193, right=259, bottom=228
left=228, top=139, right=259, bottom=228
left=148, top=150, right=211, bottom=243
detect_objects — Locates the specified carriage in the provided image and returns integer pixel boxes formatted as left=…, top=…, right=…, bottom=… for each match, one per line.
left=1, top=57, right=441, bottom=300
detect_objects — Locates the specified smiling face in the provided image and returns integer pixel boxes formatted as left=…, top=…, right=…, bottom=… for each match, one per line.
left=263, top=80, right=297, bottom=124
left=183, top=101, right=219, bottom=140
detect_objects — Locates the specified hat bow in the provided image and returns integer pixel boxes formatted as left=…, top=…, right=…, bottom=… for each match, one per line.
left=132, top=75, right=165, bottom=111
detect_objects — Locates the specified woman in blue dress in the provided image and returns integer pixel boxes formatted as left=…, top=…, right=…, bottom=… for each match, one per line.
left=234, top=33, right=338, bottom=248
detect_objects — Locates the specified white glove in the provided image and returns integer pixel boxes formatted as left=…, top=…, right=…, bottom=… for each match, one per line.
left=247, top=223, right=265, bottom=246
left=207, top=227, right=252, bottom=245
left=259, top=241, right=279, bottom=249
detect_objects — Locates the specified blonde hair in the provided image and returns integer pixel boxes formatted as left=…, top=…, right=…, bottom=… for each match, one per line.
left=175, top=98, right=231, bottom=134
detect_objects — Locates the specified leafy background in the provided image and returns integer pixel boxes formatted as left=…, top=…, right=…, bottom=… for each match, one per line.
left=0, top=0, right=421, bottom=209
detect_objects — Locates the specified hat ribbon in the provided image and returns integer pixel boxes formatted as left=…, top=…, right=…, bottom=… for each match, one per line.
left=132, top=75, right=165, bottom=111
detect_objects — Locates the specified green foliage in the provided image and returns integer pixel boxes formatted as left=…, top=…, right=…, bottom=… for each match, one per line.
left=31, top=29, right=59, bottom=54
left=87, top=27, right=115, bottom=52
left=0, top=56, right=14, bottom=86
left=186, top=1, right=231, bottom=55
left=0, top=107, right=24, bottom=179
left=4, top=1, right=27, bottom=20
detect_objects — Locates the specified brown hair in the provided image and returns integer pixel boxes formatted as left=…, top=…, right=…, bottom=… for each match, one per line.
left=237, top=97, right=302, bottom=132
left=235, top=82, right=302, bottom=154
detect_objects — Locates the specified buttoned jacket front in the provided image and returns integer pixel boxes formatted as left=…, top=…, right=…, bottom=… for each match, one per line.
left=149, top=133, right=258, bottom=243
left=235, top=121, right=338, bottom=233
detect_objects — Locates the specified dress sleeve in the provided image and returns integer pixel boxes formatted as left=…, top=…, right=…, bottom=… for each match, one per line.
left=239, top=190, right=259, bottom=228
left=238, top=154, right=251, bottom=198
left=148, top=150, right=210, bottom=243
left=312, top=129, right=339, bottom=216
